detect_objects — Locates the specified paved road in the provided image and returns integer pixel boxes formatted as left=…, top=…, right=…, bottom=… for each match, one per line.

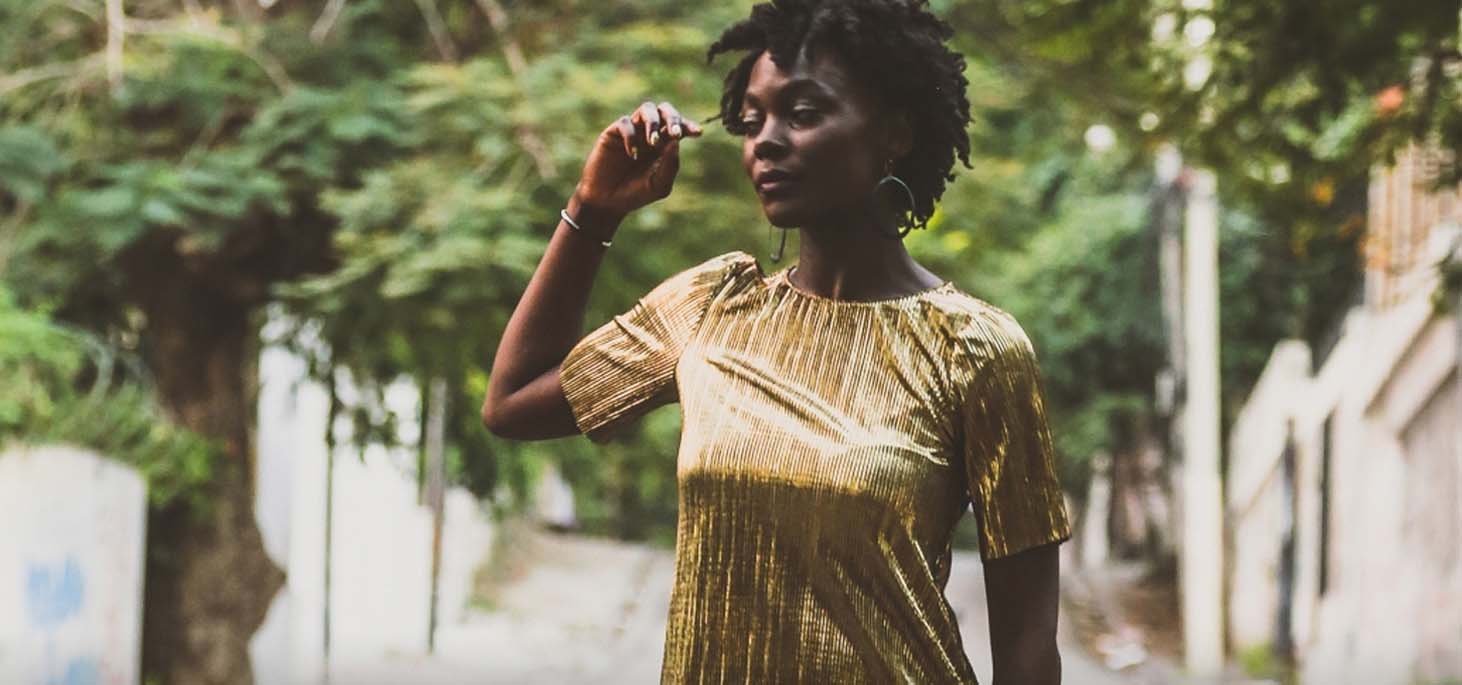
left=340, top=529, right=1130, bottom=684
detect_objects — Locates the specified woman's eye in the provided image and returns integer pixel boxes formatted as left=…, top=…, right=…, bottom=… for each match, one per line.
left=734, top=109, right=815, bottom=136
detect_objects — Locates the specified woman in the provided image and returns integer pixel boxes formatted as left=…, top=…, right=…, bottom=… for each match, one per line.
left=482, top=0, right=1071, bottom=682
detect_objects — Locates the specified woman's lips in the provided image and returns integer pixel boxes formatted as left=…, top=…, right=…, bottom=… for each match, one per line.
left=756, top=178, right=797, bottom=195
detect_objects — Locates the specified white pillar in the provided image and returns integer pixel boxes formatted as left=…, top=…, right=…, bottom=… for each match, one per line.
left=1080, top=453, right=1112, bottom=569
left=1182, top=168, right=1225, bottom=676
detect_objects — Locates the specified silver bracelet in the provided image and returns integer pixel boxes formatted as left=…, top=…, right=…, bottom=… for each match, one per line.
left=561, top=208, right=612, bottom=247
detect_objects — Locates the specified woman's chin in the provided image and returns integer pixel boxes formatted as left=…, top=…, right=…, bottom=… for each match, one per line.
left=760, top=200, right=805, bottom=229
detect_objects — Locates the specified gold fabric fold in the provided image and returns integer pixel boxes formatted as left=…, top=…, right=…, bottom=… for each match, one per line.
left=559, top=251, right=1071, bottom=683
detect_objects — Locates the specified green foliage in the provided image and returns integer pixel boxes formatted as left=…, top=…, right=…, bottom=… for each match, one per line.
left=0, top=0, right=1400, bottom=544
left=1237, top=642, right=1297, bottom=684
left=929, top=151, right=1165, bottom=494
left=555, top=406, right=684, bottom=546
left=1437, top=235, right=1462, bottom=310
left=245, top=83, right=414, bottom=187
left=265, top=3, right=771, bottom=536
left=0, top=292, right=83, bottom=425
left=961, top=0, right=1462, bottom=201
left=0, top=126, right=68, bottom=205
left=54, top=154, right=287, bottom=249
left=950, top=0, right=1380, bottom=466
left=0, top=289, right=219, bottom=512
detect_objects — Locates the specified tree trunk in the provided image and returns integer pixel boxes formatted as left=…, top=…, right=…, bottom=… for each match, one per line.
left=138, top=283, right=284, bottom=685
left=1108, top=414, right=1173, bottom=560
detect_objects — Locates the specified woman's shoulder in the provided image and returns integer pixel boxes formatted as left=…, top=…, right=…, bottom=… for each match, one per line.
left=922, top=285, right=1039, bottom=369
left=680, top=249, right=757, bottom=269
left=649, top=249, right=766, bottom=295
left=665, top=250, right=763, bottom=284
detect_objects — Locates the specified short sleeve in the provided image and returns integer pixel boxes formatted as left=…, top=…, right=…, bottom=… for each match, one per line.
left=559, top=251, right=756, bottom=443
left=952, top=309, right=1072, bottom=561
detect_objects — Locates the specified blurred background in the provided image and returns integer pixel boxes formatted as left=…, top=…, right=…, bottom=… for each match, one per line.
left=1, top=0, right=1459, bottom=683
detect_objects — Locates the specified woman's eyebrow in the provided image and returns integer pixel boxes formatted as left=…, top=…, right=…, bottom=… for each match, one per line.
left=744, top=78, right=832, bottom=105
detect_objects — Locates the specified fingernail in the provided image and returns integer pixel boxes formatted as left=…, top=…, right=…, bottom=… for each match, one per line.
left=631, top=146, right=639, bottom=160
left=671, top=124, right=682, bottom=138
left=650, top=130, right=660, bottom=146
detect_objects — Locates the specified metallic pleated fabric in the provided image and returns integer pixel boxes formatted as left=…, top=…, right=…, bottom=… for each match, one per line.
left=559, top=251, right=1071, bottom=684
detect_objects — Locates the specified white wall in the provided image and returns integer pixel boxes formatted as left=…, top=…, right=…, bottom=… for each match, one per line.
left=1226, top=341, right=1310, bottom=651
left=1229, top=292, right=1461, bottom=684
left=0, top=445, right=147, bottom=685
left=250, top=312, right=495, bottom=684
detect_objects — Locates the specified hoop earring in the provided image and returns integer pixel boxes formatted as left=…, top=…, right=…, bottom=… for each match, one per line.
left=769, top=223, right=789, bottom=262
left=873, top=159, right=922, bottom=239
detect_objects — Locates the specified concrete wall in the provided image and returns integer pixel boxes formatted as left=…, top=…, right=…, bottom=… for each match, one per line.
left=1399, top=372, right=1461, bottom=682
left=0, top=445, right=147, bottom=685
left=250, top=313, right=495, bottom=684
left=1228, top=291, right=1461, bottom=684
left=1226, top=341, right=1311, bottom=652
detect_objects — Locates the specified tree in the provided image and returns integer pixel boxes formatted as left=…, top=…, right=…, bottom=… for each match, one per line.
left=1, top=1, right=411, bottom=681
left=2, top=0, right=770, bottom=678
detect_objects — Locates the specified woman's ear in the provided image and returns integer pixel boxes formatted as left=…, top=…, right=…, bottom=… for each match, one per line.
left=884, top=110, right=914, bottom=162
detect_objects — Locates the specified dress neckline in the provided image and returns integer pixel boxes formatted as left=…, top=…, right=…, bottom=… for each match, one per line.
left=762, top=262, right=955, bottom=308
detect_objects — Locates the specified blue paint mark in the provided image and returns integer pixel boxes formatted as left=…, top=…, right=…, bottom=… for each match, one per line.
left=26, top=556, right=85, bottom=628
left=55, top=657, right=98, bottom=685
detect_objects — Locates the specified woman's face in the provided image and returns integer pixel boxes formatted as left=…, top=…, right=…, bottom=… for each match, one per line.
left=738, top=47, right=900, bottom=230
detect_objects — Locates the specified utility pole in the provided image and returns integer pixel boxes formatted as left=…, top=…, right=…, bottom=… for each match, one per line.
left=1156, top=145, right=1187, bottom=406
left=1155, top=145, right=1186, bottom=558
left=1181, top=168, right=1225, bottom=676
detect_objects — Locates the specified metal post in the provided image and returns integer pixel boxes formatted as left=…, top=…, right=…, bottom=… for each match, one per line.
left=425, top=377, right=448, bottom=653
left=322, top=372, right=339, bottom=684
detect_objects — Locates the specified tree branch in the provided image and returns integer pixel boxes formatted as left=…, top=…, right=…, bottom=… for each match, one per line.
left=105, top=0, right=125, bottom=94
left=310, top=0, right=348, bottom=44
left=0, top=202, right=35, bottom=281
left=125, top=16, right=292, bottom=92
left=0, top=55, right=105, bottom=97
left=414, top=0, right=459, bottom=62
left=475, top=0, right=526, bottom=73
left=473, top=0, right=557, bottom=180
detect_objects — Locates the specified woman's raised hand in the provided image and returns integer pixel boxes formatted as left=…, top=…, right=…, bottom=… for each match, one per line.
left=571, top=101, right=703, bottom=220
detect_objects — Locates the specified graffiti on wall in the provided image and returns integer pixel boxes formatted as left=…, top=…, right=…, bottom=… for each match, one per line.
left=27, top=555, right=98, bottom=685
left=0, top=446, right=146, bottom=685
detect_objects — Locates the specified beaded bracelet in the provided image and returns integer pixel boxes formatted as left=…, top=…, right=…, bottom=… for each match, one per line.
left=560, top=208, right=612, bottom=247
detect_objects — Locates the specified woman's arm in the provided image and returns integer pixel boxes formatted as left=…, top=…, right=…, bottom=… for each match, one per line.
left=479, top=193, right=618, bottom=441
left=984, top=541, right=1062, bottom=685
left=481, top=101, right=702, bottom=440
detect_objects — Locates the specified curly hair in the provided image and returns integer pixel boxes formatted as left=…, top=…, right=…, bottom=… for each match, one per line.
left=706, top=0, right=973, bottom=230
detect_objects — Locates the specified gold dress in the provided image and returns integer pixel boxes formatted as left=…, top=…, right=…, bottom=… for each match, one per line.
left=560, top=251, right=1071, bottom=683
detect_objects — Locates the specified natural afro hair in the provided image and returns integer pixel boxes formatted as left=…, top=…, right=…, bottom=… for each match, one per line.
left=706, top=0, right=973, bottom=231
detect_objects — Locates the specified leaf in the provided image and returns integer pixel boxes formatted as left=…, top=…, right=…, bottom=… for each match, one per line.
left=140, top=198, right=185, bottom=226
left=73, top=185, right=139, bottom=219
left=0, top=126, right=67, bottom=204
left=328, top=113, right=388, bottom=142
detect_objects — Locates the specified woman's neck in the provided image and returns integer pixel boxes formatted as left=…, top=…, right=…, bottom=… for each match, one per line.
left=789, top=210, right=943, bottom=302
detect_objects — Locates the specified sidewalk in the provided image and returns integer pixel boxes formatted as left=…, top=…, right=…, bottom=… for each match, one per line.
left=340, top=528, right=1160, bottom=684
left=945, top=547, right=1129, bottom=685
left=1062, top=558, right=1266, bottom=685
left=328, top=529, right=671, bottom=684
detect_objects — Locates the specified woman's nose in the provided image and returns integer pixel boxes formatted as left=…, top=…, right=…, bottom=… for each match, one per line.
left=752, top=119, right=789, bottom=160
